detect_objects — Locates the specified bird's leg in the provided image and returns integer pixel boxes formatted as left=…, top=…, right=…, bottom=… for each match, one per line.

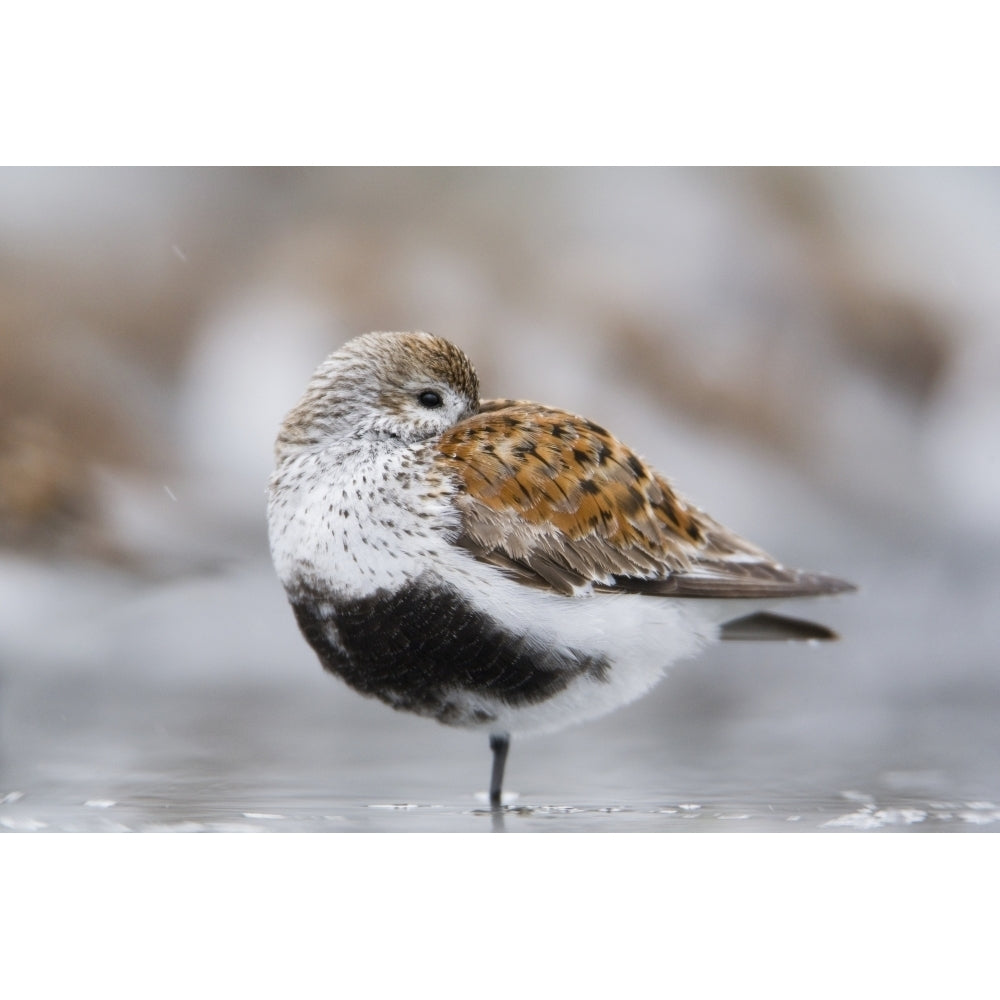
left=489, top=731, right=510, bottom=809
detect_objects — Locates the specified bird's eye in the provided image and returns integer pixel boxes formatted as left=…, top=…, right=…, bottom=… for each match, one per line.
left=418, top=390, right=443, bottom=409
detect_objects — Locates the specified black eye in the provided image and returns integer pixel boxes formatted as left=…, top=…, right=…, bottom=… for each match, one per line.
left=418, top=390, right=443, bottom=409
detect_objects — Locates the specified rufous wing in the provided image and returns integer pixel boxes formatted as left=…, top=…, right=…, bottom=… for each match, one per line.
left=436, top=401, right=855, bottom=600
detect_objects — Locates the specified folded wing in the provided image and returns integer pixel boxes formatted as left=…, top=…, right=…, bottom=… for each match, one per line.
left=436, top=400, right=855, bottom=606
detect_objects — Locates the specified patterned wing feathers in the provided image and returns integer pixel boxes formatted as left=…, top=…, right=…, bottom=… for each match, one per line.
left=437, top=401, right=852, bottom=599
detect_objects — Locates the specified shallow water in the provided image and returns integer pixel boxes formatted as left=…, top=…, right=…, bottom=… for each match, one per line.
left=2, top=537, right=999, bottom=835
left=6, top=786, right=998, bottom=833
left=2, top=660, right=997, bottom=833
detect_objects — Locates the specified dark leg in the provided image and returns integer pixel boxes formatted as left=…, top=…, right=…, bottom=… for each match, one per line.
left=489, top=732, right=510, bottom=809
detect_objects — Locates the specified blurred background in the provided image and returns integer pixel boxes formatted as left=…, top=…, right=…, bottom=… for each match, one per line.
left=1, top=166, right=998, bottom=831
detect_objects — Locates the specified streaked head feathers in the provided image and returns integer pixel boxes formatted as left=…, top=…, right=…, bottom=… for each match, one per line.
left=276, top=331, right=480, bottom=456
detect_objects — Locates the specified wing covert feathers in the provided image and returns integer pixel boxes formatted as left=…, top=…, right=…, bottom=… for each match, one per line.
left=436, top=401, right=855, bottom=600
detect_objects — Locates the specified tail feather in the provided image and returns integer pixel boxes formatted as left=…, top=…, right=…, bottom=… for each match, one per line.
left=719, top=611, right=839, bottom=642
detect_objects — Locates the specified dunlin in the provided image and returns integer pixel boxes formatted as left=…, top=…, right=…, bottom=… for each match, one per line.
left=267, top=332, right=854, bottom=806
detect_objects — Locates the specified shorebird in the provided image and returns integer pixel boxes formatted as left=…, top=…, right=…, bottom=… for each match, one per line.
left=267, top=331, right=854, bottom=807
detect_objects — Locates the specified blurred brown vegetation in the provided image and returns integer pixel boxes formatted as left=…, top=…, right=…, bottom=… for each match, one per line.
left=0, top=167, right=993, bottom=566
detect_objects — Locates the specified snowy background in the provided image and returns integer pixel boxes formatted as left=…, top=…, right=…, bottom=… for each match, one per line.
left=1, top=166, right=998, bottom=831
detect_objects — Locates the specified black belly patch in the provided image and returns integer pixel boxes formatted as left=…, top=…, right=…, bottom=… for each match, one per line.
left=289, top=578, right=609, bottom=726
